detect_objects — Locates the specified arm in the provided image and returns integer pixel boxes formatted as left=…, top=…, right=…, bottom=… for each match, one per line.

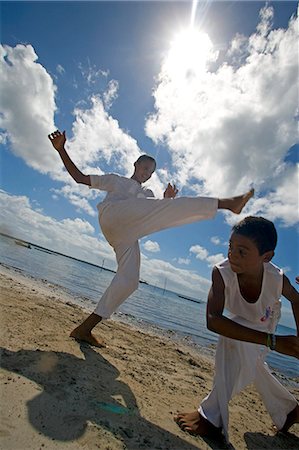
left=282, top=274, right=299, bottom=336
left=164, top=183, right=178, bottom=198
left=207, top=267, right=299, bottom=358
left=48, top=130, right=90, bottom=186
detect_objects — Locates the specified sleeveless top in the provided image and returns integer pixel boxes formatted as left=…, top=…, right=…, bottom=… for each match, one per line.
left=216, top=258, right=283, bottom=333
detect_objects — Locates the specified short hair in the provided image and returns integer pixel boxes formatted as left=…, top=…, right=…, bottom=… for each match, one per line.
left=232, top=216, right=277, bottom=255
left=135, top=154, right=156, bottom=168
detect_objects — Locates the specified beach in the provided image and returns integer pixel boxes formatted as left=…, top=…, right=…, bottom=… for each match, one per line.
left=0, top=264, right=298, bottom=450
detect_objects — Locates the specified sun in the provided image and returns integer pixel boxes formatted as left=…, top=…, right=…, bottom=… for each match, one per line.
left=165, top=28, right=214, bottom=77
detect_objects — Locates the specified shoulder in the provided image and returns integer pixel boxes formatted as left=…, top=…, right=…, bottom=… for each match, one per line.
left=215, top=258, right=234, bottom=285
left=265, top=261, right=283, bottom=277
left=89, top=173, right=122, bottom=190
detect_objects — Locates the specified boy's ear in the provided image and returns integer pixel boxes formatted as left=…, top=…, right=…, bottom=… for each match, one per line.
left=263, top=250, right=274, bottom=262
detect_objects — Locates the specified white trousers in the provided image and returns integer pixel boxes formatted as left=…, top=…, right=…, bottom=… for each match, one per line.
left=94, top=196, right=218, bottom=318
left=199, top=334, right=297, bottom=442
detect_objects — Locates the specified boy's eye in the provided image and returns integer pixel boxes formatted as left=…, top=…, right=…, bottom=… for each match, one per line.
left=239, top=249, right=246, bottom=257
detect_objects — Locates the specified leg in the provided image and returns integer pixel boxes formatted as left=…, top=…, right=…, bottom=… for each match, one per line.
left=100, top=190, right=254, bottom=249
left=254, top=358, right=298, bottom=432
left=70, top=242, right=140, bottom=347
left=70, top=313, right=105, bottom=347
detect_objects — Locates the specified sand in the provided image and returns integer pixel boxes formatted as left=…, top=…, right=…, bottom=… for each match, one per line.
left=0, top=263, right=298, bottom=450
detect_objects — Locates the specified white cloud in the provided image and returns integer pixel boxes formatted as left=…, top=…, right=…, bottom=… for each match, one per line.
left=211, top=236, right=220, bottom=245
left=142, top=240, right=160, bottom=253
left=190, top=244, right=225, bottom=267
left=145, top=6, right=298, bottom=227
left=56, top=64, right=65, bottom=75
left=0, top=44, right=59, bottom=175
left=0, top=190, right=115, bottom=269
left=190, top=245, right=208, bottom=260
left=177, top=257, right=191, bottom=265
left=103, top=79, right=119, bottom=109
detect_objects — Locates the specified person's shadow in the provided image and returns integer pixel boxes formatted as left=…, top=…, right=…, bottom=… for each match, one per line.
left=244, top=430, right=299, bottom=449
left=1, top=344, right=201, bottom=449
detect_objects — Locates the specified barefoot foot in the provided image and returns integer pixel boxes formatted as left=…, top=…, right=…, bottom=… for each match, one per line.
left=70, top=328, right=107, bottom=348
left=174, top=410, right=222, bottom=437
left=279, top=404, right=299, bottom=433
left=219, top=188, right=254, bottom=214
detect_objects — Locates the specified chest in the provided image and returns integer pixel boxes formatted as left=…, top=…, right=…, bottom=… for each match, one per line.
left=238, top=277, right=263, bottom=303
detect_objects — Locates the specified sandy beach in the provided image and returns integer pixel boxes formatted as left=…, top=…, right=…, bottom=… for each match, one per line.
left=0, top=263, right=298, bottom=450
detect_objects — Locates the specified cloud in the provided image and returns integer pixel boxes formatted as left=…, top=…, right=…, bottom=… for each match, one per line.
left=177, top=257, right=191, bottom=265
left=0, top=44, right=59, bottom=175
left=142, top=240, right=160, bottom=253
left=0, top=43, right=167, bottom=216
left=211, top=236, right=221, bottom=245
left=56, top=64, right=65, bottom=75
left=190, top=244, right=225, bottom=267
left=0, top=190, right=115, bottom=269
left=145, top=6, right=298, bottom=226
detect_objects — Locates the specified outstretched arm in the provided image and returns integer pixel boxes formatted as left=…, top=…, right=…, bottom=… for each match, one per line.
left=206, top=267, right=299, bottom=359
left=48, top=130, right=90, bottom=186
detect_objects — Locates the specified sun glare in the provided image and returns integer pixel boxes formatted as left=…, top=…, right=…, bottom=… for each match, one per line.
left=165, top=28, right=213, bottom=76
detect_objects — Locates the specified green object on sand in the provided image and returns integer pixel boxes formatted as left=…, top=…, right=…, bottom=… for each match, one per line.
left=95, top=401, right=133, bottom=415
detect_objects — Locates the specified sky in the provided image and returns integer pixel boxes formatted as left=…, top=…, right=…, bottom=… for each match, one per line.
left=0, top=1, right=298, bottom=327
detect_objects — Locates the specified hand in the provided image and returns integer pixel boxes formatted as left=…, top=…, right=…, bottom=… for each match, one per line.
left=48, top=130, right=66, bottom=152
left=275, top=335, right=299, bottom=359
left=164, top=183, right=178, bottom=198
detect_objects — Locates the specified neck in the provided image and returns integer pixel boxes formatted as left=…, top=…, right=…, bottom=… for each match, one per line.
left=131, top=175, right=141, bottom=184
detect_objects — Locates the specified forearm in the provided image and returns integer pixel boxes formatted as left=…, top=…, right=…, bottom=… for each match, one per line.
left=292, top=302, right=299, bottom=336
left=207, top=314, right=268, bottom=345
left=58, top=147, right=90, bottom=185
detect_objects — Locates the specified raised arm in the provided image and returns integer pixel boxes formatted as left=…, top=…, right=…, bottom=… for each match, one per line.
left=206, top=267, right=299, bottom=358
left=48, top=130, right=90, bottom=186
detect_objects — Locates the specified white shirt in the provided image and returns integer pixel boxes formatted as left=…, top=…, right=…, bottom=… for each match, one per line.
left=216, top=258, right=282, bottom=333
left=89, top=174, right=155, bottom=213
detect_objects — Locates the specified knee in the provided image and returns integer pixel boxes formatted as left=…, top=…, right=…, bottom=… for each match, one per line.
left=126, top=274, right=139, bottom=294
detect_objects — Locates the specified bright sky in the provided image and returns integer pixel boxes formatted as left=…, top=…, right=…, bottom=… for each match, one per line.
left=1, top=1, right=298, bottom=327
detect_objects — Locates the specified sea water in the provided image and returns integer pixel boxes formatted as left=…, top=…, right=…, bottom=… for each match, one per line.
left=0, top=234, right=298, bottom=379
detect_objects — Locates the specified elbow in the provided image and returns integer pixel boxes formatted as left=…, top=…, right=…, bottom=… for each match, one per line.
left=207, top=313, right=221, bottom=333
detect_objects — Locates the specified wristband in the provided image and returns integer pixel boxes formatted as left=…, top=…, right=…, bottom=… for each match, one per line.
left=270, top=334, right=276, bottom=351
left=266, top=333, right=271, bottom=348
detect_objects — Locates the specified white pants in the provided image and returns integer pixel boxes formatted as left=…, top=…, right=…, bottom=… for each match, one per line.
left=94, top=196, right=218, bottom=318
left=199, top=335, right=298, bottom=442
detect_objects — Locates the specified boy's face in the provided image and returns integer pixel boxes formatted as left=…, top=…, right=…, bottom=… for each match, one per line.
left=133, top=160, right=156, bottom=184
left=228, top=232, right=273, bottom=275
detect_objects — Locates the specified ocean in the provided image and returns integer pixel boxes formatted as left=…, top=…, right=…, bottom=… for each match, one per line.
left=0, top=233, right=298, bottom=379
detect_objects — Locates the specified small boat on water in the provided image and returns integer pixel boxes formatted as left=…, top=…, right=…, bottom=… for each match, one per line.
left=14, top=240, right=31, bottom=249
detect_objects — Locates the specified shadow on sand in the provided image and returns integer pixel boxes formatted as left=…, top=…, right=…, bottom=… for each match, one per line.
left=1, top=344, right=202, bottom=449
left=244, top=430, right=299, bottom=449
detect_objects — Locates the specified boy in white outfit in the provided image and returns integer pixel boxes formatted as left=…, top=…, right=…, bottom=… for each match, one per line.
left=175, top=216, right=299, bottom=441
left=48, top=129, right=254, bottom=348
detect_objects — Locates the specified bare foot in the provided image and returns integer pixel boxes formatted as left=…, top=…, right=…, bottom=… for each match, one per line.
left=70, top=328, right=107, bottom=348
left=219, top=188, right=254, bottom=214
left=279, top=404, right=299, bottom=433
left=174, top=410, right=222, bottom=437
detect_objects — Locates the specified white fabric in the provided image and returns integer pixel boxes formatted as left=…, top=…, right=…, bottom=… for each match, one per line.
left=89, top=174, right=218, bottom=318
left=199, top=259, right=297, bottom=441
left=89, top=174, right=154, bottom=214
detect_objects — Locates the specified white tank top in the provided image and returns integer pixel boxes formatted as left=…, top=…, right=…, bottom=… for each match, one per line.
left=216, top=258, right=283, bottom=333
